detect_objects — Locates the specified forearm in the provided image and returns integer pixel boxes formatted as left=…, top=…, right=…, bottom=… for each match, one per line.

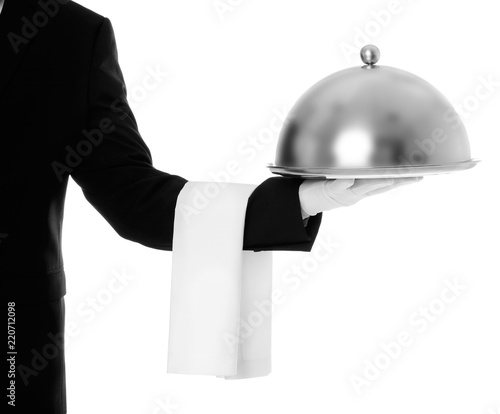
left=243, top=177, right=322, bottom=252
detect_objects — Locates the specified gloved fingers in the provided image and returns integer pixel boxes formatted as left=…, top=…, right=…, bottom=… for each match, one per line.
left=364, top=176, right=423, bottom=196
left=323, top=178, right=356, bottom=195
left=299, top=179, right=328, bottom=194
left=321, top=178, right=366, bottom=207
left=349, top=178, right=395, bottom=195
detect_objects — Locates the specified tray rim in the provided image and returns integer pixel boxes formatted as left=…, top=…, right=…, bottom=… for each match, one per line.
left=267, top=159, right=480, bottom=178
left=267, top=158, right=480, bottom=171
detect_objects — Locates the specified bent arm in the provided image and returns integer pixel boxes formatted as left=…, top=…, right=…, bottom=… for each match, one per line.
left=71, top=18, right=321, bottom=252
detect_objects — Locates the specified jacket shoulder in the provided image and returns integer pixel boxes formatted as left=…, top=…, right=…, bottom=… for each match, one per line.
left=23, top=0, right=107, bottom=24
left=62, top=1, right=106, bottom=23
left=58, top=0, right=107, bottom=31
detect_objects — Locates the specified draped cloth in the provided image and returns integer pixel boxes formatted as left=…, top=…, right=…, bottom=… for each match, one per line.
left=167, top=182, right=273, bottom=379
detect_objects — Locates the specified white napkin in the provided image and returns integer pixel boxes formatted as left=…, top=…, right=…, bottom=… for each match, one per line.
left=167, top=182, right=273, bottom=379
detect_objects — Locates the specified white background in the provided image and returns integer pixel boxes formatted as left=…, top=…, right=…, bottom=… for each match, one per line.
left=60, top=0, right=499, bottom=413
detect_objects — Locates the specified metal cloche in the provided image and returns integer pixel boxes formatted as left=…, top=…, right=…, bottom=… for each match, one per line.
left=270, top=45, right=479, bottom=178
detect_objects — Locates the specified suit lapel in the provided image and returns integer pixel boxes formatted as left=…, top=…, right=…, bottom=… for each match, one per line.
left=0, top=0, right=38, bottom=98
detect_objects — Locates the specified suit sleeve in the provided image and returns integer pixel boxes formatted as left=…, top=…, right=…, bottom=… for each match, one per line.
left=71, top=18, right=321, bottom=252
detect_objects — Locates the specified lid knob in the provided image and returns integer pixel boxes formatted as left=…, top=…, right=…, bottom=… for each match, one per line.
left=360, top=44, right=380, bottom=67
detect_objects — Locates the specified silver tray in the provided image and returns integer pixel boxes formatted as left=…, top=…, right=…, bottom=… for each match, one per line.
left=268, top=159, right=480, bottom=179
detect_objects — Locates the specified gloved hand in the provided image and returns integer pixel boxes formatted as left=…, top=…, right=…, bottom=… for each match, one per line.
left=299, top=177, right=423, bottom=218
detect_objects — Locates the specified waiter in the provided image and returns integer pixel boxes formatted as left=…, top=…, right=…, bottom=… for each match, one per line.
left=0, top=0, right=419, bottom=412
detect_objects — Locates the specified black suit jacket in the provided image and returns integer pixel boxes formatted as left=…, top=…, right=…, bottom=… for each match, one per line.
left=0, top=0, right=321, bottom=304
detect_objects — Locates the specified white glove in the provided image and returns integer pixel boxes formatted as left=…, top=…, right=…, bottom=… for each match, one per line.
left=299, top=177, right=423, bottom=218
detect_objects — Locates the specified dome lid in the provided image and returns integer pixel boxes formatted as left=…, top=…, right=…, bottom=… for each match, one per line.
left=272, top=45, right=478, bottom=178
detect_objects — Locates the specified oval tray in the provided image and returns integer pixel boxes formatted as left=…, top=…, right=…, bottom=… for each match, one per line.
left=268, top=159, right=480, bottom=179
